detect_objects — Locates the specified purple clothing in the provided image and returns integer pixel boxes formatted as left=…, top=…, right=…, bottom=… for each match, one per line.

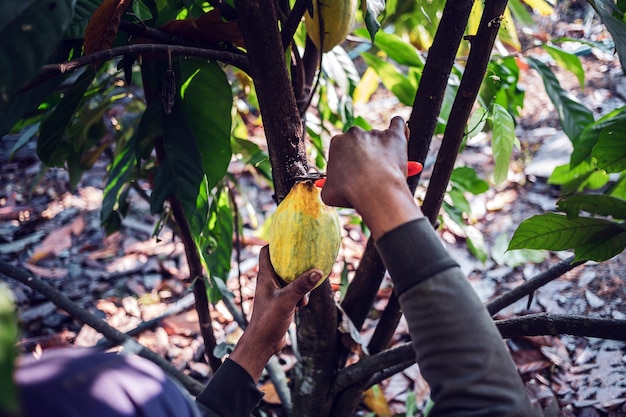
left=15, top=348, right=200, bottom=417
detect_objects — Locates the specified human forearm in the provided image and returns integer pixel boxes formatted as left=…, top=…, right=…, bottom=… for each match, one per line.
left=376, top=221, right=534, bottom=416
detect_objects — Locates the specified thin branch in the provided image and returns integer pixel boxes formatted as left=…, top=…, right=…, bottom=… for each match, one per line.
left=421, top=0, right=509, bottom=225
left=281, top=0, right=309, bottom=51
left=332, top=312, right=626, bottom=393
left=487, top=256, right=585, bottom=316
left=496, top=313, right=626, bottom=341
left=0, top=260, right=204, bottom=395
left=18, top=44, right=249, bottom=94
left=153, top=135, right=222, bottom=374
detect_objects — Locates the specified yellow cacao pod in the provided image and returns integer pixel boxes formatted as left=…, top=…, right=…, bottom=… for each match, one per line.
left=269, top=180, right=341, bottom=287
left=304, top=0, right=357, bottom=52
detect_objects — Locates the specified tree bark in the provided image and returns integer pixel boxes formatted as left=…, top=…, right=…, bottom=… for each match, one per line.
left=422, top=0, right=510, bottom=224
left=234, top=1, right=339, bottom=416
left=235, top=0, right=307, bottom=202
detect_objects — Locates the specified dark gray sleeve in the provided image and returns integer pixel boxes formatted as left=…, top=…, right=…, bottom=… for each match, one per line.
left=196, top=359, right=264, bottom=417
left=376, top=218, right=535, bottom=417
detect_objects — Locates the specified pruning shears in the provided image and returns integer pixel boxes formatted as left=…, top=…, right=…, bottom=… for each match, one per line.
left=296, top=161, right=423, bottom=188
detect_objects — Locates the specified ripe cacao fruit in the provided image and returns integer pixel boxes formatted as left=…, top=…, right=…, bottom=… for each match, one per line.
left=304, top=0, right=357, bottom=52
left=269, top=180, right=341, bottom=287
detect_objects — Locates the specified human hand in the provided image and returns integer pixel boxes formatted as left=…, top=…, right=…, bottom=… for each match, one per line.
left=229, top=246, right=322, bottom=381
left=321, top=116, right=423, bottom=240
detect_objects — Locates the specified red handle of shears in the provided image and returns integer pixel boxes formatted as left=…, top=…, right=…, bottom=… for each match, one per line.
left=314, top=161, right=423, bottom=188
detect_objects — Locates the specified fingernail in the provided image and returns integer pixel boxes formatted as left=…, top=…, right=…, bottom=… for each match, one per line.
left=309, top=272, right=322, bottom=285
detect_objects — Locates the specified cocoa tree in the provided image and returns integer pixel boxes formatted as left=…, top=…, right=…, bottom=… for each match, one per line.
left=2, top=0, right=626, bottom=416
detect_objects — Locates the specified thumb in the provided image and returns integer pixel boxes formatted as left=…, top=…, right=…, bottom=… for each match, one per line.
left=283, top=269, right=323, bottom=304
left=389, top=116, right=407, bottom=138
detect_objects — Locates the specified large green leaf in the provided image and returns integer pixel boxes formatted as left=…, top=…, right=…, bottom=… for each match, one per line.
left=361, top=52, right=416, bottom=106
left=592, top=120, right=626, bottom=173
left=588, top=0, right=626, bottom=72
left=527, top=57, right=594, bottom=143
left=508, top=213, right=626, bottom=261
left=571, top=107, right=626, bottom=167
left=65, top=0, right=99, bottom=39
left=450, top=166, right=489, bottom=195
left=102, top=135, right=137, bottom=233
left=542, top=44, right=585, bottom=90
left=0, top=284, right=18, bottom=415
left=0, top=0, right=76, bottom=98
left=205, top=186, right=234, bottom=302
left=37, top=67, right=96, bottom=166
left=490, top=104, right=517, bottom=185
left=610, top=173, right=626, bottom=199
left=177, top=58, right=232, bottom=187
left=355, top=28, right=423, bottom=68
left=558, top=194, right=626, bottom=220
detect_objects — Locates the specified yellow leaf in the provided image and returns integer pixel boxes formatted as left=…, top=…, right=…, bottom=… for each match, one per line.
left=522, top=0, right=554, bottom=16
left=363, top=384, right=392, bottom=417
left=353, top=67, right=380, bottom=104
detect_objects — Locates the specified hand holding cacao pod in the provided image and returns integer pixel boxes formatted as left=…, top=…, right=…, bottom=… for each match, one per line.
left=269, top=180, right=341, bottom=288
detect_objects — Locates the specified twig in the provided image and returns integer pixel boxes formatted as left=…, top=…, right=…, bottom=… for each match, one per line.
left=421, top=0, right=509, bottom=224
left=496, top=313, right=626, bottom=341
left=281, top=0, right=309, bottom=50
left=18, top=44, right=249, bottom=94
left=331, top=312, right=626, bottom=393
left=94, top=292, right=196, bottom=349
left=486, top=256, right=585, bottom=316
left=0, top=260, right=205, bottom=395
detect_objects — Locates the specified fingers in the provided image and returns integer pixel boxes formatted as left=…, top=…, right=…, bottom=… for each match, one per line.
left=389, top=116, right=407, bottom=140
left=257, top=246, right=281, bottom=292
left=283, top=269, right=323, bottom=306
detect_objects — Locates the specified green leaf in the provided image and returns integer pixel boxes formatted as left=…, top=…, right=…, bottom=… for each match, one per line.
left=467, top=107, right=488, bottom=139
left=65, top=0, right=99, bottom=39
left=135, top=101, right=162, bottom=159
left=465, top=225, right=488, bottom=263
left=451, top=167, right=489, bottom=195
left=205, top=186, right=234, bottom=302
left=548, top=160, right=610, bottom=194
left=355, top=28, right=423, bottom=67
left=37, top=67, right=96, bottom=167
left=0, top=0, right=76, bottom=98
left=231, top=136, right=272, bottom=182
left=492, top=234, right=547, bottom=268
left=507, top=0, right=536, bottom=26
left=592, top=121, right=626, bottom=172
left=0, top=284, right=18, bottom=415
left=527, top=57, right=594, bottom=143
left=361, top=52, right=416, bottom=105
left=490, top=104, right=517, bottom=185
left=587, top=0, right=626, bottom=72
left=543, top=44, right=585, bottom=90
left=364, top=0, right=385, bottom=41
left=571, top=107, right=626, bottom=167
left=178, top=58, right=232, bottom=187
left=508, top=213, right=626, bottom=261
left=558, top=194, right=626, bottom=220
left=610, top=173, right=626, bottom=199
left=102, top=135, right=137, bottom=232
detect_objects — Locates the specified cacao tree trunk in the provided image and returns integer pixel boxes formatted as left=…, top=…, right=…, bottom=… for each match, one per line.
left=234, top=1, right=340, bottom=416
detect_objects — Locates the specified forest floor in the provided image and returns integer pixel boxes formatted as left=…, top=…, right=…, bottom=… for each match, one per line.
left=1, top=4, right=626, bottom=417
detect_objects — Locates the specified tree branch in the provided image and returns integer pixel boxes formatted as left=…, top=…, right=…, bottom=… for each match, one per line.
left=281, top=0, right=309, bottom=50
left=407, top=0, right=476, bottom=192
left=18, top=44, right=249, bottom=94
left=486, top=256, right=585, bottom=316
left=0, top=260, right=204, bottom=395
left=332, top=312, right=626, bottom=394
left=496, top=313, right=626, bottom=341
left=421, top=0, right=509, bottom=225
